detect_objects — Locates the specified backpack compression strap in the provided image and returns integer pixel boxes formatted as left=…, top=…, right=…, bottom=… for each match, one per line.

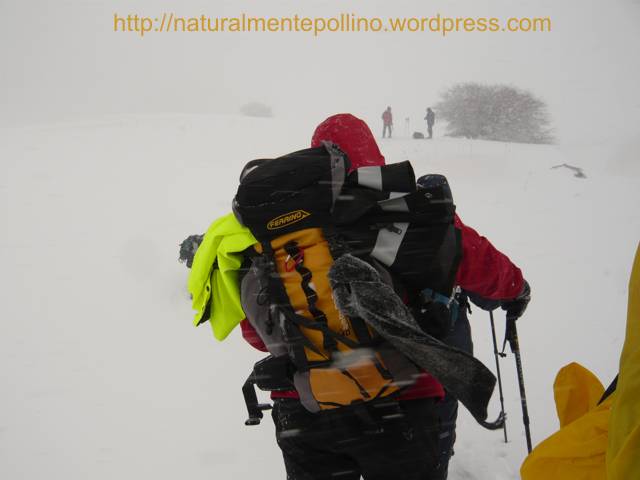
left=260, top=241, right=361, bottom=364
left=284, top=241, right=337, bottom=354
left=268, top=239, right=395, bottom=401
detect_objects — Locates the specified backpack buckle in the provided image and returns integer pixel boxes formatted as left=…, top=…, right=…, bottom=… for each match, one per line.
left=284, top=247, right=305, bottom=272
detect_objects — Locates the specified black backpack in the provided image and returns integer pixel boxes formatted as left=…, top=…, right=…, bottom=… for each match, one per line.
left=233, top=142, right=499, bottom=427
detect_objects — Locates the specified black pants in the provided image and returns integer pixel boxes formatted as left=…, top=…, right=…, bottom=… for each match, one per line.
left=272, top=397, right=440, bottom=480
left=382, top=124, right=392, bottom=138
left=427, top=124, right=433, bottom=139
left=434, top=304, right=474, bottom=479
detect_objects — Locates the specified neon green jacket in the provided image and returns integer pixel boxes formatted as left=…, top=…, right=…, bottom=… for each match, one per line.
left=188, top=213, right=256, bottom=340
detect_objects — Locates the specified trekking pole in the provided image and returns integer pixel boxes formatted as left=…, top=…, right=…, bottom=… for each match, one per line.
left=489, top=310, right=508, bottom=443
left=501, top=316, right=533, bottom=453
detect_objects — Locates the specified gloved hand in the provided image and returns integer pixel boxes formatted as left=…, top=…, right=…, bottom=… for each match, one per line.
left=501, top=280, right=531, bottom=321
left=179, top=234, right=204, bottom=269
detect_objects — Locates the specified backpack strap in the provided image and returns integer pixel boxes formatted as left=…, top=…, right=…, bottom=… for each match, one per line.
left=598, top=374, right=618, bottom=405
left=284, top=241, right=337, bottom=354
left=260, top=240, right=362, bottom=367
left=259, top=241, right=315, bottom=371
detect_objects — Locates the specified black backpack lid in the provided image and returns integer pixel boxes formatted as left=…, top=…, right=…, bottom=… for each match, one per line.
left=233, top=143, right=349, bottom=240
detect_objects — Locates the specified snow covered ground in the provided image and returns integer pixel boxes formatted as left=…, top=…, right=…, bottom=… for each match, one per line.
left=1, top=114, right=638, bottom=479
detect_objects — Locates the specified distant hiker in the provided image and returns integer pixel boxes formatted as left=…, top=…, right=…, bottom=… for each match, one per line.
left=382, top=106, right=393, bottom=138
left=425, top=107, right=435, bottom=139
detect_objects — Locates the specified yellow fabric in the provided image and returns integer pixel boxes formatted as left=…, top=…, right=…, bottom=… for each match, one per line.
left=607, top=243, right=640, bottom=479
left=266, top=227, right=398, bottom=407
left=188, top=213, right=257, bottom=341
left=554, top=362, right=604, bottom=428
left=520, top=365, right=612, bottom=480
left=520, top=243, right=640, bottom=480
left=268, top=228, right=343, bottom=361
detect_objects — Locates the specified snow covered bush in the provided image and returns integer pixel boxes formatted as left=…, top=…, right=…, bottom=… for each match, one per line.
left=239, top=101, right=273, bottom=118
left=436, top=83, right=554, bottom=144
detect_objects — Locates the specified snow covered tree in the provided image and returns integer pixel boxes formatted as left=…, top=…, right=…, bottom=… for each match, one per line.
left=436, top=83, right=554, bottom=144
left=239, top=101, right=273, bottom=118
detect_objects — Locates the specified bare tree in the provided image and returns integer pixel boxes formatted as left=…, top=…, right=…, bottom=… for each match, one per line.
left=436, top=83, right=554, bottom=144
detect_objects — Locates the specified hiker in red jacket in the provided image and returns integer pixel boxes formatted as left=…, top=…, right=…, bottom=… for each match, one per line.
left=240, top=113, right=530, bottom=480
left=382, top=106, right=393, bottom=138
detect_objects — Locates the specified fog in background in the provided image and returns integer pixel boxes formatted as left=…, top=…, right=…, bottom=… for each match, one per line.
left=1, top=3, right=640, bottom=477
left=1, top=0, right=639, bottom=147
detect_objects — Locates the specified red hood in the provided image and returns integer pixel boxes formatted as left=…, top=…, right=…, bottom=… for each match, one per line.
left=311, top=113, right=385, bottom=173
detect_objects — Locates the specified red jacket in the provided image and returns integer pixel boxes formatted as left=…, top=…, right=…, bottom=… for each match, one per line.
left=240, top=213, right=524, bottom=401
left=382, top=110, right=393, bottom=126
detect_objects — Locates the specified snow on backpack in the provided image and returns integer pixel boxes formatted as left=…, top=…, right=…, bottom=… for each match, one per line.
left=233, top=142, right=462, bottom=414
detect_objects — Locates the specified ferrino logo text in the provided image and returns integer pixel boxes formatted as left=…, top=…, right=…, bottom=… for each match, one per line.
left=267, top=210, right=311, bottom=230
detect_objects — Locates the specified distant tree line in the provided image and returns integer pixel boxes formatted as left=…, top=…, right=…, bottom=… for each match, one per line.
left=240, top=101, right=273, bottom=118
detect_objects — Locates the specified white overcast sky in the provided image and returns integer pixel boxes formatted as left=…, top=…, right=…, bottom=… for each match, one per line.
left=1, top=0, right=639, bottom=144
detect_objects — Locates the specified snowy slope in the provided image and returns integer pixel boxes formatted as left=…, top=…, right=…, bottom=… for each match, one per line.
left=1, top=114, right=638, bottom=479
